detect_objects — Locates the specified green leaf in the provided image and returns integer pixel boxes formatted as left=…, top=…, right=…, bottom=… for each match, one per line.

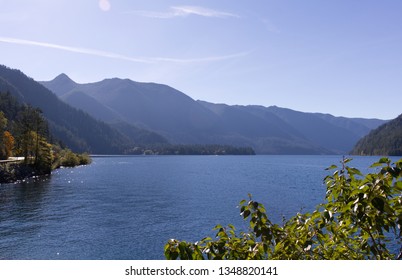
left=213, top=224, right=223, bottom=231
left=379, top=157, right=390, bottom=164
left=247, top=239, right=255, bottom=246
left=343, top=158, right=352, bottom=164
left=370, top=162, right=384, bottom=168
left=323, top=211, right=331, bottom=222
left=241, top=210, right=251, bottom=219
left=326, top=164, right=338, bottom=170
left=372, top=197, right=385, bottom=213
left=395, top=181, right=402, bottom=192
left=201, top=237, right=212, bottom=242
left=346, top=167, right=363, bottom=176
left=388, top=167, right=401, bottom=178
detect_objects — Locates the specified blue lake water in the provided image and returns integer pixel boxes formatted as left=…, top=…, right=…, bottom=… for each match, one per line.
left=0, top=155, right=399, bottom=259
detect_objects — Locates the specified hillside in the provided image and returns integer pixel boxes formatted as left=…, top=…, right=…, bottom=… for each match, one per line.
left=0, top=65, right=167, bottom=154
left=262, top=106, right=373, bottom=154
left=42, top=74, right=385, bottom=154
left=0, top=91, right=95, bottom=182
left=43, top=75, right=225, bottom=144
left=351, top=114, right=402, bottom=156
left=197, top=101, right=331, bottom=154
left=41, top=74, right=387, bottom=155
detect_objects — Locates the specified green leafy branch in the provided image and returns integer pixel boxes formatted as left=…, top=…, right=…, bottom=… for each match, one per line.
left=165, top=157, right=402, bottom=260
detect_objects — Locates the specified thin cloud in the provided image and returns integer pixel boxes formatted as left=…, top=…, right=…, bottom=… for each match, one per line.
left=125, top=6, right=239, bottom=19
left=0, top=36, right=250, bottom=64
left=0, top=36, right=151, bottom=63
left=172, top=6, right=239, bottom=18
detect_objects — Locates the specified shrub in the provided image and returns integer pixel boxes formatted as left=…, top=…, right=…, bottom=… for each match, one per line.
left=77, top=153, right=92, bottom=165
left=61, top=150, right=80, bottom=167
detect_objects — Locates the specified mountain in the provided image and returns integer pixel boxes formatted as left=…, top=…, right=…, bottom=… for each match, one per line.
left=261, top=106, right=376, bottom=154
left=42, top=75, right=226, bottom=144
left=41, top=74, right=387, bottom=154
left=197, top=101, right=331, bottom=154
left=351, top=114, right=402, bottom=156
left=0, top=65, right=167, bottom=153
left=62, top=90, right=123, bottom=123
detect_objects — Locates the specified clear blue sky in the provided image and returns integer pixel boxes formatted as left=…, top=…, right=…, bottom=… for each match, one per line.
left=1, top=0, right=401, bottom=119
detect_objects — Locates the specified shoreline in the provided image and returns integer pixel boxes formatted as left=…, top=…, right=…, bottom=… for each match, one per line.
left=0, top=162, right=49, bottom=184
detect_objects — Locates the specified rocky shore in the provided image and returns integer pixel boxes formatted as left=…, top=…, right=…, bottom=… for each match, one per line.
left=0, top=162, right=49, bottom=184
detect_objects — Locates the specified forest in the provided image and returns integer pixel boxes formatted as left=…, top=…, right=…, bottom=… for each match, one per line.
left=352, top=114, right=402, bottom=156
left=0, top=92, right=90, bottom=183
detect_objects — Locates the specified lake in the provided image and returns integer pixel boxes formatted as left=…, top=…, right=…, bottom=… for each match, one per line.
left=0, top=155, right=398, bottom=259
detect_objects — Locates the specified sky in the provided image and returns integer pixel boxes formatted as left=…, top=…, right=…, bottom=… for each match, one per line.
left=0, top=0, right=401, bottom=119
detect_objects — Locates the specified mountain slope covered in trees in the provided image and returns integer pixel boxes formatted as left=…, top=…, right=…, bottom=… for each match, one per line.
left=43, top=74, right=226, bottom=144
left=0, top=65, right=167, bottom=154
left=0, top=91, right=93, bottom=183
left=351, top=114, right=402, bottom=156
left=42, top=74, right=387, bottom=154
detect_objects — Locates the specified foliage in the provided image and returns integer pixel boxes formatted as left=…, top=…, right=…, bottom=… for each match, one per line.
left=33, top=135, right=53, bottom=174
left=2, top=131, right=15, bottom=159
left=0, top=92, right=91, bottom=180
left=165, top=157, right=402, bottom=260
left=0, top=111, right=6, bottom=130
left=0, top=91, right=22, bottom=120
left=0, top=111, right=8, bottom=159
left=13, top=107, right=49, bottom=164
left=77, top=152, right=92, bottom=165
left=52, top=147, right=92, bottom=169
left=60, top=150, right=80, bottom=167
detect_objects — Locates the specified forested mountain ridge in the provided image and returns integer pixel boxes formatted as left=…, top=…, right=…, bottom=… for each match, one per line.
left=351, top=114, right=402, bottom=156
left=42, top=74, right=387, bottom=154
left=43, top=74, right=226, bottom=144
left=0, top=65, right=167, bottom=154
left=0, top=91, right=94, bottom=183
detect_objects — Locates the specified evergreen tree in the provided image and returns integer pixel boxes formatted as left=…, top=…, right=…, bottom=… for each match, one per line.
left=0, top=111, right=9, bottom=159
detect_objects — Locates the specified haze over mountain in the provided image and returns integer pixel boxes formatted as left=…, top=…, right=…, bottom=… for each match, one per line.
left=0, top=65, right=167, bottom=154
left=42, top=73, right=388, bottom=154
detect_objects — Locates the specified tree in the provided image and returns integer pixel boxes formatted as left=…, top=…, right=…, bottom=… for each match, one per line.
left=165, top=157, right=402, bottom=260
left=0, top=111, right=8, bottom=159
left=0, top=111, right=6, bottom=130
left=14, top=106, right=48, bottom=164
left=2, top=131, right=14, bottom=159
left=34, top=135, right=53, bottom=173
left=351, top=114, right=402, bottom=156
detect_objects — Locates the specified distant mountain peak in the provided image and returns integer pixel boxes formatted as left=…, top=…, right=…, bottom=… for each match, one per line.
left=52, top=73, right=76, bottom=84
left=40, top=73, right=78, bottom=96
